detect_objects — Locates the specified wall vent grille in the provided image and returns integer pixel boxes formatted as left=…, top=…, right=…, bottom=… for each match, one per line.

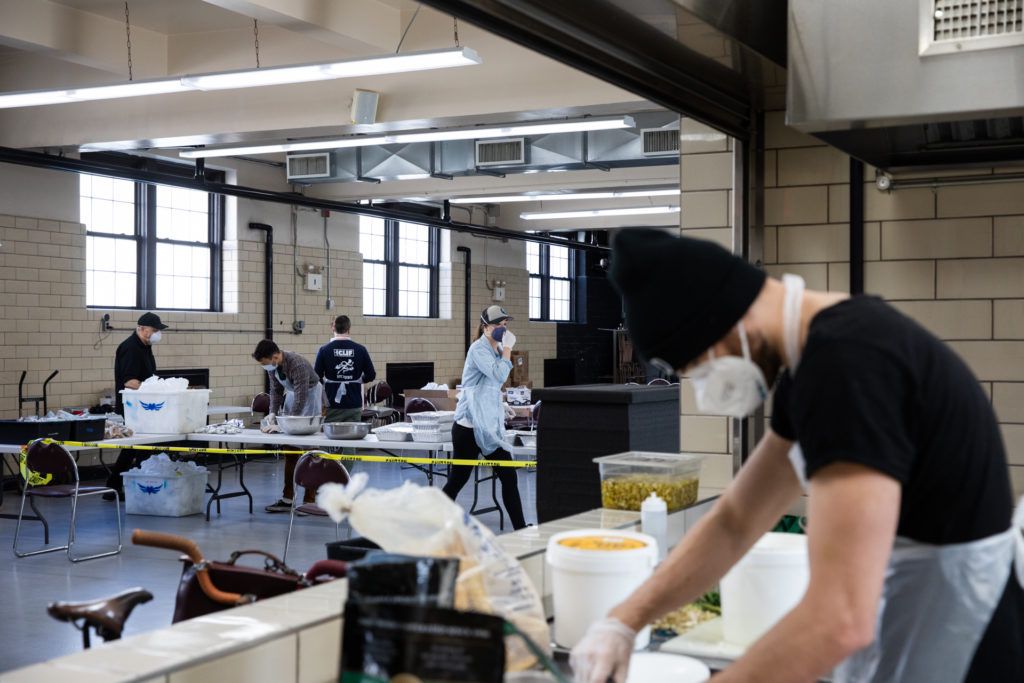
left=921, top=0, right=1024, bottom=55
left=286, top=153, right=332, bottom=180
left=641, top=128, right=680, bottom=156
left=475, top=138, right=526, bottom=166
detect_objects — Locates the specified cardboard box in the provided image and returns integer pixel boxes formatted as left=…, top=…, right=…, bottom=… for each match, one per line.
left=511, top=351, right=530, bottom=385
left=403, top=388, right=458, bottom=412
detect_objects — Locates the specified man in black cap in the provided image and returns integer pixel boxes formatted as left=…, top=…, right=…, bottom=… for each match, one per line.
left=103, top=312, right=168, bottom=499
left=570, top=229, right=1023, bottom=682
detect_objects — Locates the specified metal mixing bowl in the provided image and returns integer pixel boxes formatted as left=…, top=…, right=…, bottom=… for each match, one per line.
left=324, top=421, right=370, bottom=440
left=276, top=414, right=324, bottom=435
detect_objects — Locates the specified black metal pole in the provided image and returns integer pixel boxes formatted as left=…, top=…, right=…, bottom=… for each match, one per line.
left=0, top=147, right=607, bottom=253
left=456, top=245, right=472, bottom=353
left=850, top=158, right=865, bottom=295
left=249, top=222, right=273, bottom=393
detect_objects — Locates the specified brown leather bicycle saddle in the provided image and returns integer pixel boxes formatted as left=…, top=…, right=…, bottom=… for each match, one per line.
left=47, top=588, right=153, bottom=640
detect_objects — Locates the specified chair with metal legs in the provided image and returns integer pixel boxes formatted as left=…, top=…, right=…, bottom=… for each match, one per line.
left=283, top=450, right=350, bottom=563
left=13, top=440, right=122, bottom=562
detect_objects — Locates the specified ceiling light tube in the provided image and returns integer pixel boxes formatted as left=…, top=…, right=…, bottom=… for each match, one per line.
left=0, top=47, right=481, bottom=109
left=520, top=206, right=680, bottom=220
left=450, top=188, right=680, bottom=204
left=178, top=115, right=636, bottom=159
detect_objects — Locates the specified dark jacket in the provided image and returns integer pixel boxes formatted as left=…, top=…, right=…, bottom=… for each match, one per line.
left=114, top=332, right=156, bottom=414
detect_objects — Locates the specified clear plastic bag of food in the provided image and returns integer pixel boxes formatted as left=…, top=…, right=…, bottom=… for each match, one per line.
left=318, top=473, right=550, bottom=671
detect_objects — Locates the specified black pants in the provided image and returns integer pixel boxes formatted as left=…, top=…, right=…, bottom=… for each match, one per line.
left=443, top=423, right=527, bottom=530
left=105, top=449, right=144, bottom=491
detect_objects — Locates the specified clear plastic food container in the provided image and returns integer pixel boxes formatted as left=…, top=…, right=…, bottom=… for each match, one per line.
left=593, top=451, right=704, bottom=512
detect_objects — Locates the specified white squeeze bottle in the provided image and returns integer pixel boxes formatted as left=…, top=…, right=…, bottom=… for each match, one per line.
left=641, top=492, right=667, bottom=562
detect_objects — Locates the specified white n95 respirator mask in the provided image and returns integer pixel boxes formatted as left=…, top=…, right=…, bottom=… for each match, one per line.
left=690, top=321, right=769, bottom=418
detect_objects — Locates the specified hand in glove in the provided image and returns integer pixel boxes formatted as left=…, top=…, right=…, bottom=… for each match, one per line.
left=570, top=617, right=636, bottom=683
left=504, top=403, right=517, bottom=421
left=260, top=412, right=280, bottom=434
left=501, top=329, right=517, bottom=350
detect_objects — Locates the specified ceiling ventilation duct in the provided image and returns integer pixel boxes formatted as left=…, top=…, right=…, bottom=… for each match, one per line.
left=475, top=138, right=526, bottom=166
left=286, top=153, right=332, bottom=181
left=789, top=0, right=1024, bottom=169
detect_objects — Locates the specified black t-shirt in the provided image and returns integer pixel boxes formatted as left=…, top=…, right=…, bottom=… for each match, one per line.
left=114, top=332, right=156, bottom=415
left=771, top=296, right=1023, bottom=680
left=314, top=339, right=376, bottom=409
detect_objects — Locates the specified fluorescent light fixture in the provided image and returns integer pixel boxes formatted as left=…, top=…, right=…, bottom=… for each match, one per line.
left=521, top=206, right=680, bottom=220
left=0, top=47, right=481, bottom=109
left=450, top=188, right=680, bottom=204
left=179, top=115, right=635, bottom=159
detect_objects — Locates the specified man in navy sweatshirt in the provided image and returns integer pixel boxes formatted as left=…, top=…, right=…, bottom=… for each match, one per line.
left=314, top=315, right=376, bottom=423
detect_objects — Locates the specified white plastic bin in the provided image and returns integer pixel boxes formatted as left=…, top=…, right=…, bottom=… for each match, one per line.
left=120, top=388, right=211, bottom=434
left=546, top=529, right=657, bottom=649
left=122, top=469, right=208, bottom=517
left=721, top=532, right=809, bottom=647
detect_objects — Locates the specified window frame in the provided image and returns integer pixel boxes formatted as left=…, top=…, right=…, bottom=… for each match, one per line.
left=528, top=240, right=576, bottom=322
left=82, top=153, right=224, bottom=312
left=361, top=217, right=440, bottom=318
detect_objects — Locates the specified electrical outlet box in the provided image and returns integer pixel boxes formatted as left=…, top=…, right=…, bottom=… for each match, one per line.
left=493, top=286, right=505, bottom=302
left=305, top=273, right=323, bottom=291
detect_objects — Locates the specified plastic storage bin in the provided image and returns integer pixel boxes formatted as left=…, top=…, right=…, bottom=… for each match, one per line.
left=120, top=389, right=211, bottom=434
left=69, top=417, right=106, bottom=441
left=122, top=469, right=208, bottom=517
left=593, top=451, right=703, bottom=512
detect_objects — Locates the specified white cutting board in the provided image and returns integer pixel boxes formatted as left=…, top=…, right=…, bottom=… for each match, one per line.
left=660, top=617, right=744, bottom=663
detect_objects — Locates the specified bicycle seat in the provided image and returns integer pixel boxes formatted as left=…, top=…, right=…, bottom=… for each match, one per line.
left=47, top=588, right=153, bottom=640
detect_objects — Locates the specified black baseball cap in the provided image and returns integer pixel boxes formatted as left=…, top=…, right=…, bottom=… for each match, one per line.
left=137, top=312, right=169, bottom=330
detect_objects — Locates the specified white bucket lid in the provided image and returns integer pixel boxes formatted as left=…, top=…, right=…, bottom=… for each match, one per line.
left=546, top=529, right=658, bottom=573
left=734, top=532, right=808, bottom=567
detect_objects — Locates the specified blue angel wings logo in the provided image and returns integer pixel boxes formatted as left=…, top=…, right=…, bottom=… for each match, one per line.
left=140, top=401, right=165, bottom=411
left=136, top=481, right=165, bottom=495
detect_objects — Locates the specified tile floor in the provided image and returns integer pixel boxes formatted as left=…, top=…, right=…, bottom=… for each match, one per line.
left=0, top=456, right=536, bottom=673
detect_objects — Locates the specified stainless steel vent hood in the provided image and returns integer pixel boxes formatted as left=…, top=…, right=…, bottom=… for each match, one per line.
left=788, top=0, right=1024, bottom=170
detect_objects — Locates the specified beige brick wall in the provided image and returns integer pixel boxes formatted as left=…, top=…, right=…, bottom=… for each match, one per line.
left=0, top=187, right=555, bottom=420
left=763, top=110, right=1024, bottom=497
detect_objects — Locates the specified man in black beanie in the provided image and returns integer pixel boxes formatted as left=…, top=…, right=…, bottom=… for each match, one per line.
left=570, top=229, right=1023, bottom=683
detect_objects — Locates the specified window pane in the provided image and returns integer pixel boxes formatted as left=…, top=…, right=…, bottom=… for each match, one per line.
left=80, top=175, right=135, bottom=235
left=155, top=243, right=211, bottom=310
left=363, top=263, right=387, bottom=315
left=399, top=265, right=430, bottom=317
left=86, top=235, right=137, bottom=307
left=550, top=245, right=570, bottom=278
left=398, top=222, right=430, bottom=265
left=529, top=277, right=542, bottom=320
left=359, top=216, right=386, bottom=261
left=550, top=279, right=572, bottom=321
left=526, top=242, right=540, bottom=274
left=156, top=185, right=210, bottom=243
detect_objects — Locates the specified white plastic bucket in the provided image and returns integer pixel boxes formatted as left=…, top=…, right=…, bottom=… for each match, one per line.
left=546, top=529, right=658, bottom=649
left=120, top=389, right=211, bottom=434
left=721, top=532, right=809, bottom=647
left=122, top=469, right=208, bottom=517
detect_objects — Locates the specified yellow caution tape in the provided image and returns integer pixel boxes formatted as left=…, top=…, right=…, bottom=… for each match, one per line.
left=18, top=443, right=52, bottom=486
left=34, top=439, right=535, bottom=469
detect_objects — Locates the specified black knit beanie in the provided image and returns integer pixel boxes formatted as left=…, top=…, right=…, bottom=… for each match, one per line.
left=609, top=229, right=766, bottom=371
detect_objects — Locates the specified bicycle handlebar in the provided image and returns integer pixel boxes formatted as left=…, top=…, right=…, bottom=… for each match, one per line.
left=131, top=529, right=247, bottom=606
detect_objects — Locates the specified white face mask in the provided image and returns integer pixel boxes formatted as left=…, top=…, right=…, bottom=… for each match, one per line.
left=149, top=331, right=162, bottom=344
left=690, top=321, right=769, bottom=418
left=262, top=363, right=277, bottom=372
left=689, top=274, right=806, bottom=418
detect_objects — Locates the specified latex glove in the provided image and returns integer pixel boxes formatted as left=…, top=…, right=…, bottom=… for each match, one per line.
left=260, top=413, right=280, bottom=434
left=504, top=404, right=516, bottom=421
left=502, top=330, right=517, bottom=350
left=570, top=617, right=636, bottom=683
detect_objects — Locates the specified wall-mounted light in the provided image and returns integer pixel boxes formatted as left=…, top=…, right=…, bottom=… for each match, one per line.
left=520, top=206, right=680, bottom=220
left=178, top=115, right=636, bottom=159
left=0, top=47, right=481, bottom=110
